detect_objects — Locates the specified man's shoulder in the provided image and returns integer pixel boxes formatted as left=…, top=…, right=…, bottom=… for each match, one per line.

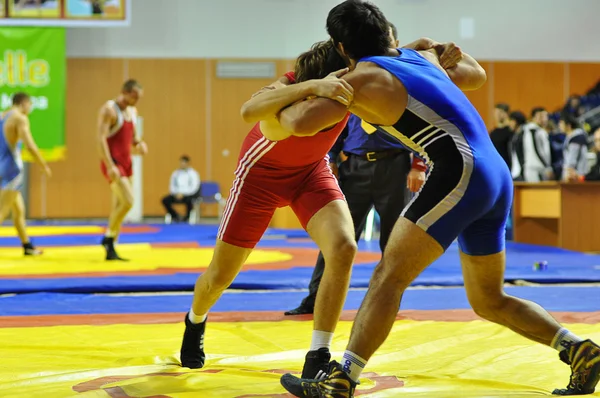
left=351, top=63, right=392, bottom=81
left=100, top=101, right=117, bottom=116
left=570, top=131, right=588, bottom=145
left=525, top=123, right=547, bottom=134
left=6, top=111, right=27, bottom=124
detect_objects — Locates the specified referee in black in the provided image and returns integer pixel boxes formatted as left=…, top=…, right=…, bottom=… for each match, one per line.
left=285, top=111, right=426, bottom=315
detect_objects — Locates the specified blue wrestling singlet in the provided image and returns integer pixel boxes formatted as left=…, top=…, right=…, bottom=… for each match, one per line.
left=0, top=111, right=24, bottom=191
left=360, top=49, right=513, bottom=255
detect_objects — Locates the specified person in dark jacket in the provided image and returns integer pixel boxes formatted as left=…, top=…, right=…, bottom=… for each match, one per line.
left=489, top=103, right=513, bottom=169
left=578, top=128, right=600, bottom=181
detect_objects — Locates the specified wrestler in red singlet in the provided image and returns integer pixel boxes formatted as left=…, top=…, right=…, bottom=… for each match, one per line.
left=100, top=102, right=135, bottom=181
left=97, top=79, right=147, bottom=261
left=217, top=71, right=350, bottom=248
left=181, top=41, right=359, bottom=378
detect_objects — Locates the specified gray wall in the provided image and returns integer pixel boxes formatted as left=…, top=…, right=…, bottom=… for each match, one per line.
left=66, top=0, right=600, bottom=61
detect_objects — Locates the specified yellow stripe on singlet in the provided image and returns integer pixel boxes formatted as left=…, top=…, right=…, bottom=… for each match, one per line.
left=381, top=125, right=431, bottom=165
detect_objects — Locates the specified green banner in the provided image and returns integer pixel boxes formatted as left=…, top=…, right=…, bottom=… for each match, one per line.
left=0, top=27, right=66, bottom=161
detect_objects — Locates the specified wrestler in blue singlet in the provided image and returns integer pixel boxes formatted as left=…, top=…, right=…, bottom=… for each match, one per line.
left=360, top=48, right=513, bottom=255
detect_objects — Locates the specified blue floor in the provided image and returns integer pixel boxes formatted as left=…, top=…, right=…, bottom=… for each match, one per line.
left=2, top=286, right=599, bottom=316
left=1, top=224, right=599, bottom=294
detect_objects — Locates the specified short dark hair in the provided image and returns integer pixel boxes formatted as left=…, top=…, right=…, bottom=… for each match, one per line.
left=327, top=0, right=390, bottom=60
left=389, top=22, right=398, bottom=41
left=12, top=92, right=30, bottom=106
left=122, top=79, right=142, bottom=93
left=531, top=107, right=547, bottom=119
left=509, top=111, right=526, bottom=127
left=180, top=155, right=190, bottom=162
left=561, top=114, right=580, bottom=130
left=495, top=103, right=509, bottom=113
left=295, top=40, right=347, bottom=82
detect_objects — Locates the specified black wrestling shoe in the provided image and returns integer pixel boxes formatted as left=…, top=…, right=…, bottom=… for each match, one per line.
left=180, top=312, right=206, bottom=369
left=284, top=303, right=314, bottom=316
left=553, top=339, right=600, bottom=395
left=301, top=347, right=331, bottom=379
left=101, top=237, right=128, bottom=261
left=281, top=361, right=356, bottom=398
left=23, top=242, right=42, bottom=256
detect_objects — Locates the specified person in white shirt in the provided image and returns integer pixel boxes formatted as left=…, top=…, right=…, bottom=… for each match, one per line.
left=519, top=107, right=553, bottom=182
left=162, top=155, right=201, bottom=222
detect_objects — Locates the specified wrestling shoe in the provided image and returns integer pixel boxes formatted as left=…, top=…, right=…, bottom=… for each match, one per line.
left=553, top=339, right=600, bottom=395
left=101, top=237, right=128, bottom=261
left=180, top=312, right=206, bottom=369
left=301, top=347, right=331, bottom=379
left=285, top=303, right=314, bottom=316
left=23, top=242, right=42, bottom=256
left=281, top=361, right=356, bottom=398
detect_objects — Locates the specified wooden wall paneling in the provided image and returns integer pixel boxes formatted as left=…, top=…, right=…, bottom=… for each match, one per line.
left=568, top=63, right=600, bottom=97
left=127, top=59, right=207, bottom=216
left=29, top=58, right=126, bottom=219
left=559, top=184, right=600, bottom=252
left=209, top=59, right=290, bottom=197
left=493, top=62, right=566, bottom=116
left=29, top=57, right=600, bottom=221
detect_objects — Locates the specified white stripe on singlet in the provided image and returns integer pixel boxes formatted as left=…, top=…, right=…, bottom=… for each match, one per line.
left=217, top=137, right=276, bottom=240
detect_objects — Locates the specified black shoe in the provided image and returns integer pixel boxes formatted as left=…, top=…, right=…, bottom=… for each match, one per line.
left=180, top=312, right=206, bottom=369
left=553, top=339, right=600, bottom=395
left=301, top=348, right=331, bottom=379
left=23, top=242, right=43, bottom=256
left=281, top=361, right=356, bottom=398
left=101, top=237, right=128, bottom=261
left=285, top=303, right=314, bottom=316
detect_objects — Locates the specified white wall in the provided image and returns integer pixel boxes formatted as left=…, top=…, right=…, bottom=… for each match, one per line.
left=67, top=0, right=600, bottom=61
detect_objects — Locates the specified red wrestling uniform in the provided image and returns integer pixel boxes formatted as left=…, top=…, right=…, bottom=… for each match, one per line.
left=100, top=101, right=135, bottom=182
left=217, top=72, right=351, bottom=248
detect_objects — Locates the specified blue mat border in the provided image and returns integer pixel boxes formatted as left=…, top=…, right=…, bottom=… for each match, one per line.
left=2, top=286, right=600, bottom=316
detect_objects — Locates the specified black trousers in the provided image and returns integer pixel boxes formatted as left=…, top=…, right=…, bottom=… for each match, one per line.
left=300, top=151, right=412, bottom=308
left=162, top=194, right=195, bottom=220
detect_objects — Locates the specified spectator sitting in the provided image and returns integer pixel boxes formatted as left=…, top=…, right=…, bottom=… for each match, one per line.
left=162, top=155, right=201, bottom=222
left=489, top=103, right=513, bottom=170
left=509, top=110, right=527, bottom=181
left=580, top=128, right=600, bottom=181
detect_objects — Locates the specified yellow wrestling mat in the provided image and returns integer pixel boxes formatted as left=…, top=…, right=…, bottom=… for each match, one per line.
left=0, top=244, right=291, bottom=275
left=0, top=225, right=105, bottom=237
left=1, top=320, right=599, bottom=397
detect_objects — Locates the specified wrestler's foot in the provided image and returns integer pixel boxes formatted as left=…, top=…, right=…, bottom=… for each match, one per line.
left=553, top=339, right=600, bottom=395
left=101, top=237, right=128, bottom=261
left=180, top=312, right=206, bottom=369
left=281, top=361, right=356, bottom=398
left=23, top=242, right=43, bottom=256
left=284, top=303, right=314, bottom=316
left=301, top=347, right=331, bottom=379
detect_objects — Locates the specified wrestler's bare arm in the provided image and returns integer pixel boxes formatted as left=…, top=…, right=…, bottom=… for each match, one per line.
left=278, top=68, right=397, bottom=135
left=419, top=48, right=486, bottom=91
left=240, top=80, right=321, bottom=124
left=444, top=52, right=486, bottom=91
left=97, top=104, right=116, bottom=168
left=241, top=74, right=353, bottom=125
left=16, top=114, right=47, bottom=168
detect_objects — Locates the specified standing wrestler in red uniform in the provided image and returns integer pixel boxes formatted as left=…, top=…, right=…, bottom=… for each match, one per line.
left=97, top=80, right=148, bottom=260
left=180, top=40, right=357, bottom=379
